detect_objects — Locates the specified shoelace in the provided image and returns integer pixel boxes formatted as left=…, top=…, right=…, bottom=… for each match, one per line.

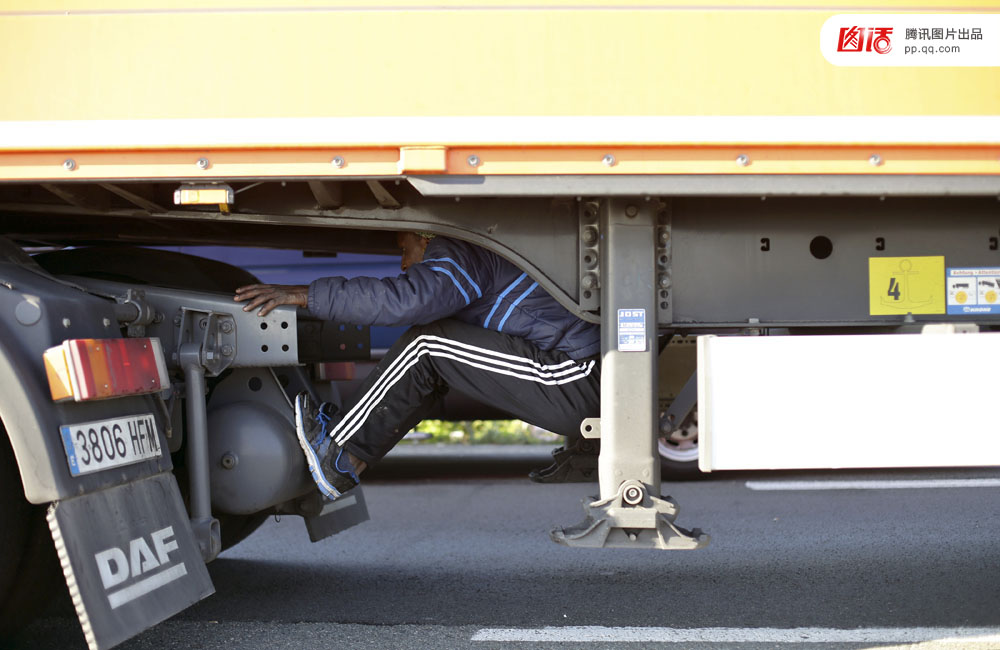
left=309, top=406, right=333, bottom=457
left=316, top=407, right=332, bottom=440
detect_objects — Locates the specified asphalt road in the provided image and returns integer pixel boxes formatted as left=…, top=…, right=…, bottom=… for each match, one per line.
left=12, top=446, right=1000, bottom=650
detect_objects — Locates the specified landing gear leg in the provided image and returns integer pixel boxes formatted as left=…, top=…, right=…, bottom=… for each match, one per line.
left=551, top=199, right=708, bottom=550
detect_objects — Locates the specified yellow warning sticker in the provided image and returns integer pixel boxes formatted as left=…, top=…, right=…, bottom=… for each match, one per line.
left=869, top=256, right=945, bottom=316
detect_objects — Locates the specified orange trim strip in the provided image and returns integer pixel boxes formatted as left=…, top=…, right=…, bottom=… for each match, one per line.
left=1, top=145, right=998, bottom=181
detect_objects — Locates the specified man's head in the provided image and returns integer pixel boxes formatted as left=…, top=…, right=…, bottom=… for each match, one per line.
left=397, top=231, right=432, bottom=271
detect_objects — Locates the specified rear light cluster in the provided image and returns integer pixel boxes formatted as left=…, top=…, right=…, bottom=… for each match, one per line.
left=44, top=338, right=170, bottom=402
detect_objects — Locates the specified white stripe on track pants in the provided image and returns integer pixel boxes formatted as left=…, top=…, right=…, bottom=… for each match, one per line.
left=333, top=319, right=600, bottom=465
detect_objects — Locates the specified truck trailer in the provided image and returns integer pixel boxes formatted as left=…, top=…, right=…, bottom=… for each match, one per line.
left=0, top=1, right=998, bottom=647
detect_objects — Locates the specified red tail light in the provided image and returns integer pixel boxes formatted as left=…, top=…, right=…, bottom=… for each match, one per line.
left=45, top=338, right=170, bottom=402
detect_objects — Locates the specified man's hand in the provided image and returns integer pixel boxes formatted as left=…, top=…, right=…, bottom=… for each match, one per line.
left=234, top=284, right=309, bottom=316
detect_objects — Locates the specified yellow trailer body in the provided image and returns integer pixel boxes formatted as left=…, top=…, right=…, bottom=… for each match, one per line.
left=2, top=5, right=1000, bottom=647
left=0, top=1, right=997, bottom=180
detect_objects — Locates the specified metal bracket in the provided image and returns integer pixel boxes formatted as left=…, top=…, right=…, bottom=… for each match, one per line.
left=551, top=480, right=708, bottom=549
left=62, top=277, right=299, bottom=369
left=660, top=371, right=697, bottom=435
left=579, top=201, right=601, bottom=311
left=175, top=307, right=236, bottom=377
left=580, top=417, right=601, bottom=439
left=656, top=204, right=673, bottom=326
left=176, top=307, right=233, bottom=561
left=115, top=288, right=158, bottom=337
left=178, top=356, right=221, bottom=562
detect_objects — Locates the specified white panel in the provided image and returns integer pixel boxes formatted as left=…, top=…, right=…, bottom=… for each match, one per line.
left=698, top=333, right=1000, bottom=472
left=1, top=116, right=999, bottom=150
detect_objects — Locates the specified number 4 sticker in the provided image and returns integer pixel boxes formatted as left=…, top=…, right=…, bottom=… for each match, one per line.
left=887, top=277, right=901, bottom=300
left=868, top=256, right=945, bottom=315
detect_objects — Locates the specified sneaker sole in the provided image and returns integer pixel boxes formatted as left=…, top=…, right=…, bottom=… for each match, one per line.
left=294, top=396, right=342, bottom=500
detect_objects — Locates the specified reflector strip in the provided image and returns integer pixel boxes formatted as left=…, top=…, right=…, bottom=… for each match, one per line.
left=44, top=345, right=74, bottom=401
left=45, top=338, right=170, bottom=402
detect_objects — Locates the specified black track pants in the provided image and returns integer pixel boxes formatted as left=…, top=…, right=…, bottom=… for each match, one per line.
left=331, top=319, right=601, bottom=465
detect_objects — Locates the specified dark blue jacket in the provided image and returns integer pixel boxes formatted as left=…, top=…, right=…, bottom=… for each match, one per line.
left=307, top=237, right=600, bottom=360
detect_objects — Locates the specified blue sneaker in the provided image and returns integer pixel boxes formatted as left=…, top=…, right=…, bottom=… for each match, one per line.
left=294, top=392, right=359, bottom=499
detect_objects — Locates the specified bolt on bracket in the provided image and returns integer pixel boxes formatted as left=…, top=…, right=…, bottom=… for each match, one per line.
left=176, top=307, right=237, bottom=376
left=115, top=288, right=157, bottom=338
left=551, top=479, right=708, bottom=550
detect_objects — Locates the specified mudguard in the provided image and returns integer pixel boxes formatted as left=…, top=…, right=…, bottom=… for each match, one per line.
left=0, top=253, right=215, bottom=649
left=48, top=472, right=214, bottom=650
left=0, top=258, right=172, bottom=504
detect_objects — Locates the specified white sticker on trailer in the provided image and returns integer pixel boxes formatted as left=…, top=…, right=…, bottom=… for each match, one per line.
left=59, top=413, right=161, bottom=476
left=947, top=267, right=1000, bottom=315
left=617, top=309, right=646, bottom=352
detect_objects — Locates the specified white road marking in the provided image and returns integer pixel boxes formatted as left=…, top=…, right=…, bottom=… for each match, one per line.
left=471, top=626, right=1000, bottom=644
left=745, top=478, right=1000, bottom=491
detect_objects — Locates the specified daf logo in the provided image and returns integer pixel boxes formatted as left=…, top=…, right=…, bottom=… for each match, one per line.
left=93, top=526, right=189, bottom=609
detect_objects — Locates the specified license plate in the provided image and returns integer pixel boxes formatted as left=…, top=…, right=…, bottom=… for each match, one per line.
left=60, top=414, right=162, bottom=476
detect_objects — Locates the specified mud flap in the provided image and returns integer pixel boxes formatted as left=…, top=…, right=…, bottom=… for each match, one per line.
left=46, top=472, right=214, bottom=650
left=303, top=487, right=370, bottom=543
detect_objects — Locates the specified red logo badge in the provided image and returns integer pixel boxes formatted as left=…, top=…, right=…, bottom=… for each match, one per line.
left=837, top=26, right=893, bottom=53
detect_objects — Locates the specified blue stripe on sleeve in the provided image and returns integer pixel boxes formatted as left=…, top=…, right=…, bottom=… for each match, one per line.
left=422, top=257, right=482, bottom=298
left=484, top=272, right=526, bottom=328
left=497, top=281, right=538, bottom=332
left=429, top=266, right=471, bottom=305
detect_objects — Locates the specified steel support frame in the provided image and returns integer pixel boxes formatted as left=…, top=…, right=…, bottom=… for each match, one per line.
left=669, top=196, right=1000, bottom=327
left=179, top=355, right=221, bottom=562
left=0, top=190, right=591, bottom=319
left=175, top=306, right=240, bottom=562
left=552, top=198, right=706, bottom=549
left=597, top=198, right=660, bottom=499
